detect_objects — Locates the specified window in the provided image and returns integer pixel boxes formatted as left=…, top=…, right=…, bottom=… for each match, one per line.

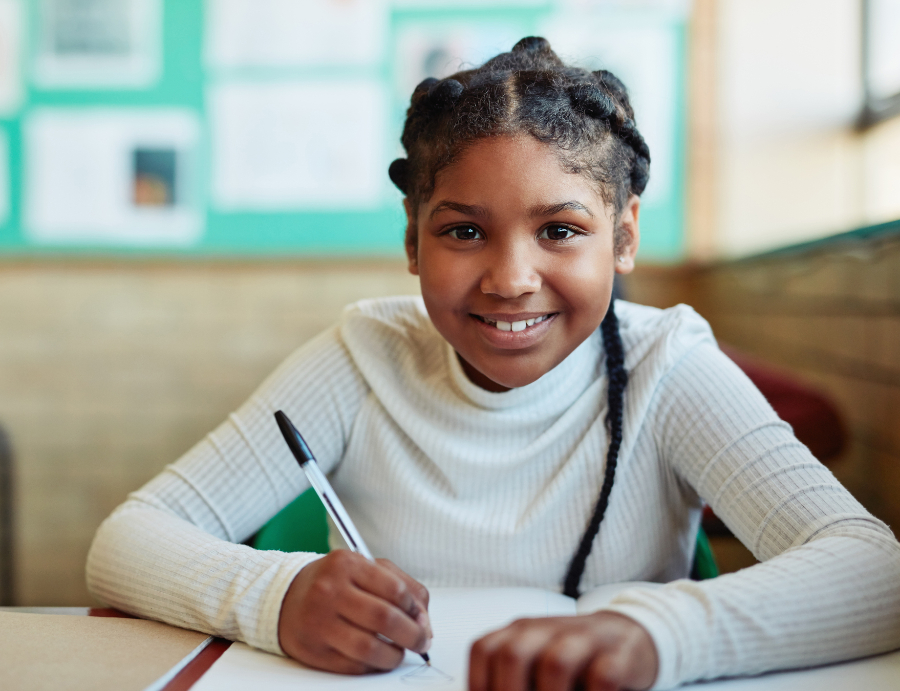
left=859, top=0, right=900, bottom=128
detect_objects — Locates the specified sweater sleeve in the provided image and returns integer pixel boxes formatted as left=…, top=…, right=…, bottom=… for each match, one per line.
left=85, top=325, right=369, bottom=654
left=601, top=342, right=900, bottom=689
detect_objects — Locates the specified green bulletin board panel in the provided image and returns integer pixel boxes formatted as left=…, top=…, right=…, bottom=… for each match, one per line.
left=0, top=0, right=687, bottom=260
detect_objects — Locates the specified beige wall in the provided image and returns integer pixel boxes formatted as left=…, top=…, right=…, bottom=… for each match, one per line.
left=0, top=260, right=419, bottom=605
left=689, top=0, right=900, bottom=258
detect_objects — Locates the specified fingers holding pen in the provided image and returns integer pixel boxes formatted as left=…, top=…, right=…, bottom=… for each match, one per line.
left=375, top=558, right=432, bottom=641
left=335, top=579, right=431, bottom=655
left=278, top=550, right=430, bottom=673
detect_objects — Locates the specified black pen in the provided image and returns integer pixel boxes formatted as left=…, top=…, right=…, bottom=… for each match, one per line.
left=274, top=410, right=431, bottom=666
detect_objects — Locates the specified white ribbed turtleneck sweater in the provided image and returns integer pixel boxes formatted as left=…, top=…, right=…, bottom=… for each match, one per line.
left=86, top=297, right=900, bottom=689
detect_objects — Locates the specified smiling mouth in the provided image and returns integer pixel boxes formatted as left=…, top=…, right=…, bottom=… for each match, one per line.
left=472, top=314, right=555, bottom=332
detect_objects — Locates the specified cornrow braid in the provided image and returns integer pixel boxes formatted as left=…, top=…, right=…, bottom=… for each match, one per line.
left=562, top=300, right=628, bottom=598
left=564, top=79, right=651, bottom=200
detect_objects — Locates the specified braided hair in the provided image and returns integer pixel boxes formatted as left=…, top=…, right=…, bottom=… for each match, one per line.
left=391, top=37, right=648, bottom=597
left=563, top=301, right=628, bottom=597
left=389, top=36, right=650, bottom=258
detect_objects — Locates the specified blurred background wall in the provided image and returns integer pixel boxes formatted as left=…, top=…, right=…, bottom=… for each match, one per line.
left=0, top=0, right=898, bottom=605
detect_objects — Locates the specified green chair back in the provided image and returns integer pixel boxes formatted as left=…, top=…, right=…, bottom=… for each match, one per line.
left=254, top=487, right=719, bottom=580
left=254, top=487, right=330, bottom=554
left=691, top=524, right=719, bottom=580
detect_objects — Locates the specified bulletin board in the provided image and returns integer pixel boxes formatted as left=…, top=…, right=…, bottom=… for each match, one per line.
left=0, top=0, right=688, bottom=260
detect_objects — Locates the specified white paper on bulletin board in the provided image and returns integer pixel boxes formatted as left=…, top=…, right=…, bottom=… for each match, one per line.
left=209, top=80, right=387, bottom=211
left=557, top=0, right=690, bottom=13
left=205, top=0, right=388, bottom=68
left=393, top=21, right=530, bottom=103
left=33, top=0, right=162, bottom=88
left=0, top=0, right=23, bottom=114
left=392, top=0, right=545, bottom=6
left=540, top=14, right=678, bottom=204
left=0, top=131, right=9, bottom=225
left=24, top=108, right=203, bottom=245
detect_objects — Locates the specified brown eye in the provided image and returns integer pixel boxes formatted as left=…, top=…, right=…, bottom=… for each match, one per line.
left=448, top=226, right=483, bottom=240
left=540, top=225, right=576, bottom=240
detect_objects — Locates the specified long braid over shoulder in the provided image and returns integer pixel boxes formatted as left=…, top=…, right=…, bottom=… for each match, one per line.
left=563, top=300, right=628, bottom=598
left=390, top=36, right=651, bottom=256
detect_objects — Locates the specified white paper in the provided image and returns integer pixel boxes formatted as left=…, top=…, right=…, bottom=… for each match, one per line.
left=209, top=80, right=387, bottom=210
left=33, top=0, right=162, bottom=88
left=557, top=0, right=691, bottom=14
left=0, top=130, right=8, bottom=225
left=191, top=585, right=900, bottom=691
left=0, top=0, right=23, bottom=114
left=393, top=22, right=528, bottom=103
left=393, top=0, right=545, bottom=6
left=575, top=580, right=662, bottom=614
left=205, top=0, right=387, bottom=69
left=192, top=587, right=576, bottom=691
left=539, top=14, right=680, bottom=204
left=24, top=108, right=204, bottom=246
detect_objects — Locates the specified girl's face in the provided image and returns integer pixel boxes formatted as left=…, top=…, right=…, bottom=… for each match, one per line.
left=406, top=135, right=640, bottom=392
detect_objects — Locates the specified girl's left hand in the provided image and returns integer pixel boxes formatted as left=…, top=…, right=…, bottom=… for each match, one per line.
left=468, top=611, right=658, bottom=691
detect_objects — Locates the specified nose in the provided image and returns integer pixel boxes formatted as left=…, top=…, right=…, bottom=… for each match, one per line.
left=479, top=241, right=542, bottom=299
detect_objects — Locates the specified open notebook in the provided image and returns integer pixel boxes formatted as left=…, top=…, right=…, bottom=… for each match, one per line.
left=192, top=583, right=654, bottom=691
left=191, top=583, right=900, bottom=691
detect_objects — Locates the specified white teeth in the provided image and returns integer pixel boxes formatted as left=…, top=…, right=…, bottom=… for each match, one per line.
left=480, top=314, right=552, bottom=330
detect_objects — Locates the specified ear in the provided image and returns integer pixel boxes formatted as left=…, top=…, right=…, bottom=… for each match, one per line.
left=614, top=195, right=641, bottom=275
left=404, top=198, right=419, bottom=276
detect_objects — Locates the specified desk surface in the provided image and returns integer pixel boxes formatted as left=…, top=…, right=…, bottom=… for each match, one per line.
left=0, top=607, right=232, bottom=691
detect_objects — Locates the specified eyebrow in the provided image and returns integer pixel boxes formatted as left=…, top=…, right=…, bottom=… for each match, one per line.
left=528, top=201, right=595, bottom=218
left=429, top=201, right=488, bottom=220
left=429, top=199, right=594, bottom=220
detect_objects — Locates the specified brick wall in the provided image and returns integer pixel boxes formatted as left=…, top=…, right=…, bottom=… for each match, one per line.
left=0, top=260, right=419, bottom=605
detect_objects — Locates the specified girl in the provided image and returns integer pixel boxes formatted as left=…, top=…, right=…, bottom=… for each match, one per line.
left=87, top=38, right=900, bottom=690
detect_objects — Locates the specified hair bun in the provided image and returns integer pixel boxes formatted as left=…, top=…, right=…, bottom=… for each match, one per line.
left=388, top=158, right=409, bottom=194
left=428, top=78, right=464, bottom=110
left=567, top=84, right=616, bottom=120
left=513, top=36, right=552, bottom=55
left=414, top=77, right=439, bottom=96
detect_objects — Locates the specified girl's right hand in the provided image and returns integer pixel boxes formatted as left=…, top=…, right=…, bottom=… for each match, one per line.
left=277, top=550, right=432, bottom=674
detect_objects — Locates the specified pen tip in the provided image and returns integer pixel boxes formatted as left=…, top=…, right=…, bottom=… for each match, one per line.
left=422, top=652, right=431, bottom=665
